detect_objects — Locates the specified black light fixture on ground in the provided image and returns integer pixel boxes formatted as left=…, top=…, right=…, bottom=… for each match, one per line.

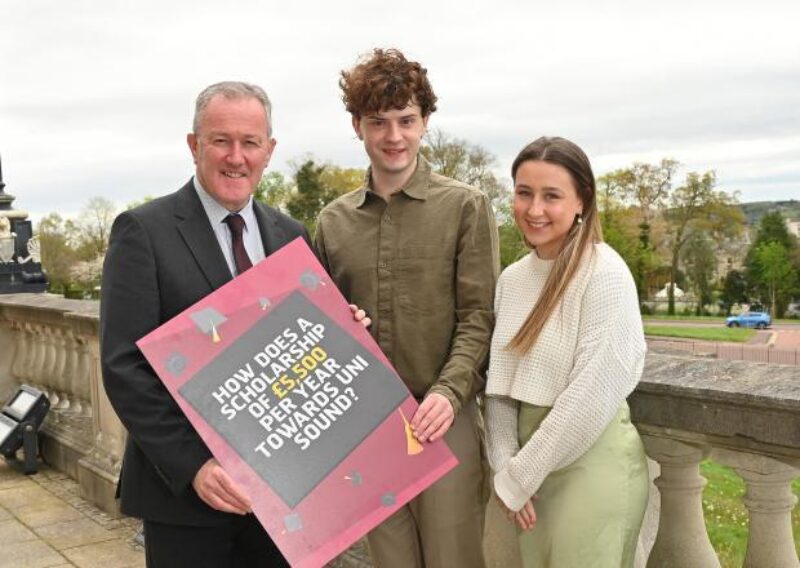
left=0, top=384, right=50, bottom=474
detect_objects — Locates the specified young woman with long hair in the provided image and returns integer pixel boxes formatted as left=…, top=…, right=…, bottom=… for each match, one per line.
left=485, top=137, right=649, bottom=567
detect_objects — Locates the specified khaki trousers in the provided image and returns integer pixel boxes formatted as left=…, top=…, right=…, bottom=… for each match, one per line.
left=366, top=400, right=487, bottom=568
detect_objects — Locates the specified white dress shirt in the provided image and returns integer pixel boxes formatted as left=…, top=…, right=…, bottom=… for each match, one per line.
left=193, top=177, right=267, bottom=277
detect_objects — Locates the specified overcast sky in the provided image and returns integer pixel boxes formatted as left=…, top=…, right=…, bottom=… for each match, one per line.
left=2, top=0, right=799, bottom=221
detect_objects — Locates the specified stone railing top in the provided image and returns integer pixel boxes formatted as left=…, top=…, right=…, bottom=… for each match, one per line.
left=0, top=294, right=99, bottom=333
left=641, top=349, right=800, bottom=408
left=0, top=293, right=98, bottom=318
left=635, top=351, right=800, bottom=463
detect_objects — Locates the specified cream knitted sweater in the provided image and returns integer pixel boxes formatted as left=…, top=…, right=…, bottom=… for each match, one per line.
left=485, top=242, right=646, bottom=511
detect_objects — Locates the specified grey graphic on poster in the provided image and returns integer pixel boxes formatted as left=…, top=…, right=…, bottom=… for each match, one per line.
left=179, top=291, right=408, bottom=508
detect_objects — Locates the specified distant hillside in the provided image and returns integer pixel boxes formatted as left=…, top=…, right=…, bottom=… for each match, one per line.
left=740, top=200, right=800, bottom=226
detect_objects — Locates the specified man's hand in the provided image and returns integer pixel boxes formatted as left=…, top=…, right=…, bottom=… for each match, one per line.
left=192, top=458, right=251, bottom=515
left=410, top=393, right=454, bottom=443
left=349, top=304, right=371, bottom=328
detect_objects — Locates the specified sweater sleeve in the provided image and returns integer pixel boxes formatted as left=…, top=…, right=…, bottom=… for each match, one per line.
left=494, top=261, right=646, bottom=511
left=485, top=396, right=520, bottom=473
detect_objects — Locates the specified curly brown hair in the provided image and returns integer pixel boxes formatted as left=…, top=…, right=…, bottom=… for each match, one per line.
left=340, top=48, right=438, bottom=118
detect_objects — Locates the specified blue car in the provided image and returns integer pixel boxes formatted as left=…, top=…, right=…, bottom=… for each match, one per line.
left=725, top=312, right=771, bottom=329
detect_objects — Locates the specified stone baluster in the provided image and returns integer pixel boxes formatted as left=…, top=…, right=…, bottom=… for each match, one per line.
left=18, top=322, right=37, bottom=383
left=32, top=325, right=54, bottom=402
left=641, top=436, right=720, bottom=568
left=712, top=449, right=800, bottom=568
left=74, top=335, right=93, bottom=418
left=62, top=332, right=80, bottom=414
left=53, top=328, right=71, bottom=411
left=9, top=320, right=26, bottom=380
left=41, top=325, right=60, bottom=406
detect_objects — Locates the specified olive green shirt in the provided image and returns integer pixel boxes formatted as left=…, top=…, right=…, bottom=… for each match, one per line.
left=315, top=156, right=500, bottom=414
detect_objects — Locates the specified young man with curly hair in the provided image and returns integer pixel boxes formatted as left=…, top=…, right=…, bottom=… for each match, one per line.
left=315, top=49, right=498, bottom=568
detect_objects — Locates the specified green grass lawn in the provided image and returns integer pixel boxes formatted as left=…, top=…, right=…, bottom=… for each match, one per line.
left=643, top=314, right=725, bottom=322
left=701, top=460, right=800, bottom=567
left=644, top=325, right=756, bottom=343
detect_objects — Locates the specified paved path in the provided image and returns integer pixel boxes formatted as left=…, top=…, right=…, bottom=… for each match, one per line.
left=0, top=459, right=519, bottom=568
left=0, top=460, right=144, bottom=568
left=773, top=327, right=800, bottom=350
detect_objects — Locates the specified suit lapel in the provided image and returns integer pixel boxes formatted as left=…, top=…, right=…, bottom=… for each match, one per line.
left=174, top=182, right=232, bottom=290
left=253, top=200, right=287, bottom=257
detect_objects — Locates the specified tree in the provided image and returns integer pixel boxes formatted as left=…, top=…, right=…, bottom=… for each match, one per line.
left=598, top=171, right=647, bottom=300
left=69, top=256, right=104, bottom=298
left=255, top=171, right=292, bottom=211
left=749, top=211, right=797, bottom=251
left=616, top=159, right=678, bottom=250
left=285, top=160, right=328, bottom=232
left=720, top=269, right=748, bottom=315
left=37, top=197, right=119, bottom=296
left=77, top=197, right=117, bottom=257
left=37, top=213, right=81, bottom=293
left=421, top=129, right=509, bottom=207
left=753, top=241, right=796, bottom=317
left=259, top=161, right=364, bottom=231
left=319, top=166, right=363, bottom=197
left=682, top=233, right=717, bottom=314
left=663, top=171, right=743, bottom=314
left=744, top=211, right=800, bottom=315
left=620, top=160, right=677, bottom=221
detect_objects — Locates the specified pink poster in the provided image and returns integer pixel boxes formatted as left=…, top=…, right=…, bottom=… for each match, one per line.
left=136, top=238, right=457, bottom=567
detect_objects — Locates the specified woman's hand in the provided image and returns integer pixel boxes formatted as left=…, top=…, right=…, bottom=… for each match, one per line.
left=514, top=499, right=537, bottom=531
left=495, top=493, right=537, bottom=531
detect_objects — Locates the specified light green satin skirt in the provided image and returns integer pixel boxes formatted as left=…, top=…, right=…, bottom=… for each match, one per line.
left=517, top=402, right=648, bottom=568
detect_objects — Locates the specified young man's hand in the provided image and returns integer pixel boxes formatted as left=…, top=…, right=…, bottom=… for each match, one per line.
left=349, top=304, right=371, bottom=328
left=410, top=392, right=454, bottom=442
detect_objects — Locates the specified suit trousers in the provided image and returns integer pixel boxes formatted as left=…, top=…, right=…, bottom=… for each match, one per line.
left=366, top=400, right=487, bottom=568
left=144, top=514, right=288, bottom=568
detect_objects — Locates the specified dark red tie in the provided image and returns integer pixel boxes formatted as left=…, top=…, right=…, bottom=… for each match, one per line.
left=224, top=214, right=253, bottom=275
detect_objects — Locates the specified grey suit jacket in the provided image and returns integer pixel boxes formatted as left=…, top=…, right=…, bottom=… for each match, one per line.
left=100, top=180, right=310, bottom=525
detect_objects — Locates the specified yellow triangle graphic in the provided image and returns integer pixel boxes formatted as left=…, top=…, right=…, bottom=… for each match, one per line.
left=399, top=409, right=424, bottom=455
left=211, top=322, right=221, bottom=343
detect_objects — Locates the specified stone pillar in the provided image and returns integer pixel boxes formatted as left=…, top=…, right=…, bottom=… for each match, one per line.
left=641, top=436, right=720, bottom=568
left=713, top=449, right=799, bottom=568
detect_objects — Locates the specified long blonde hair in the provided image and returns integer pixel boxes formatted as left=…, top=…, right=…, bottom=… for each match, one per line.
left=507, top=137, right=603, bottom=354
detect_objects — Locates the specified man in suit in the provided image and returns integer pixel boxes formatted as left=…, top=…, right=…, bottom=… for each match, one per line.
left=100, top=81, right=306, bottom=567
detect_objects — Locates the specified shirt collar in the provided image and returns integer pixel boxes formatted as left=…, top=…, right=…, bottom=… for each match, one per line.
left=193, top=176, right=255, bottom=227
left=355, top=154, right=432, bottom=208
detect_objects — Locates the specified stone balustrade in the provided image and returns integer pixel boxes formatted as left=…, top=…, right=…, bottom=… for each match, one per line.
left=0, top=294, right=797, bottom=567
left=630, top=348, right=800, bottom=568
left=0, top=293, right=125, bottom=514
